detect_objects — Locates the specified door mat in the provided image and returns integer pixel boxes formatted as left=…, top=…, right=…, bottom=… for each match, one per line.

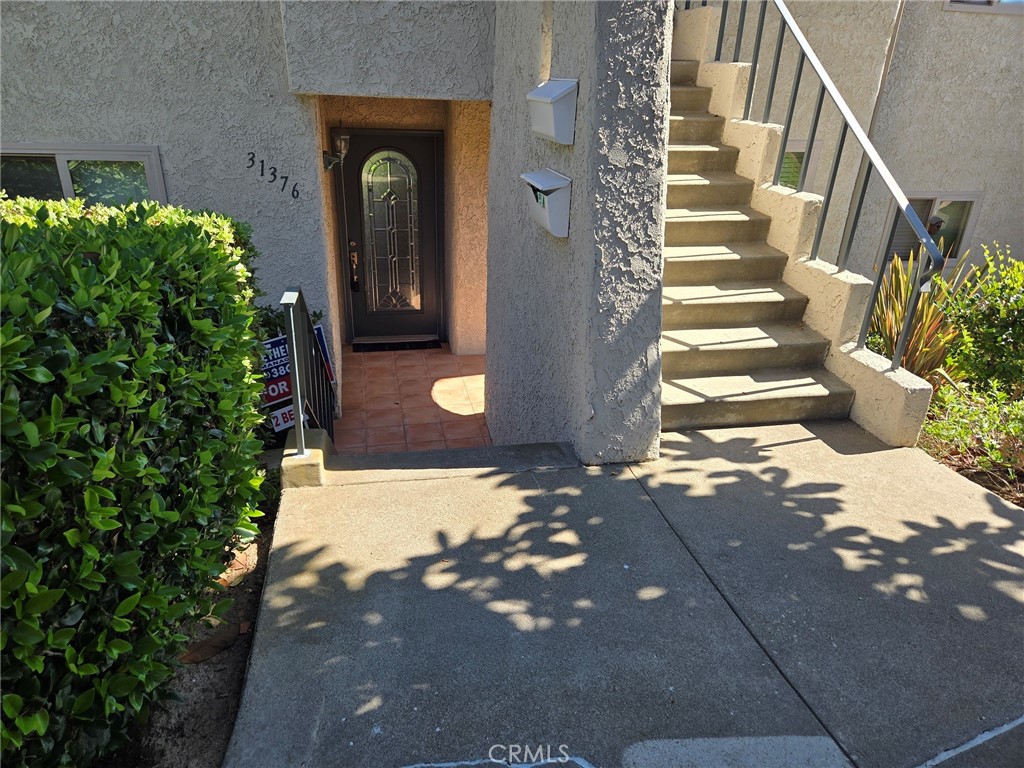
left=351, top=340, right=443, bottom=353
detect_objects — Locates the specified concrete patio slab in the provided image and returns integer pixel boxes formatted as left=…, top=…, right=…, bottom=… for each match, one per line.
left=224, top=450, right=842, bottom=768
left=632, top=421, right=1024, bottom=768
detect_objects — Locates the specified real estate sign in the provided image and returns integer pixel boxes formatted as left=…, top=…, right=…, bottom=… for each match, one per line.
left=259, top=328, right=334, bottom=432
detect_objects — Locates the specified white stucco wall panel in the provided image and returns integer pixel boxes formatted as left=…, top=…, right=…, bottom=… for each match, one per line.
left=1, top=1, right=334, bottom=337
left=281, top=0, right=495, bottom=101
left=485, top=1, right=594, bottom=450
left=485, top=0, right=669, bottom=463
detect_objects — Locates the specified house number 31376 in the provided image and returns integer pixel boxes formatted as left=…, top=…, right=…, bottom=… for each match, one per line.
left=246, top=153, right=300, bottom=199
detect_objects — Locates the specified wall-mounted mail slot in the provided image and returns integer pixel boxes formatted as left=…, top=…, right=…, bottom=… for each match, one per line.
left=526, top=78, right=578, bottom=145
left=521, top=168, right=571, bottom=238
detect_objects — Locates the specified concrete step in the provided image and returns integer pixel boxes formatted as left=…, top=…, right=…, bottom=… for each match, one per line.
left=661, top=369, right=854, bottom=430
left=671, top=85, right=712, bottom=112
left=664, top=206, right=770, bottom=246
left=661, top=323, right=829, bottom=378
left=669, top=112, right=725, bottom=143
left=666, top=171, right=753, bottom=208
left=664, top=243, right=787, bottom=285
left=668, top=143, right=740, bottom=173
left=662, top=282, right=809, bottom=329
left=671, top=60, right=699, bottom=86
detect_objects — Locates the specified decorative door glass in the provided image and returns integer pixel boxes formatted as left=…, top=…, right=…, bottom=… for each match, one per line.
left=361, top=150, right=421, bottom=312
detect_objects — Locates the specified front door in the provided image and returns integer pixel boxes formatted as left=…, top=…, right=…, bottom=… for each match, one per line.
left=335, top=129, right=444, bottom=342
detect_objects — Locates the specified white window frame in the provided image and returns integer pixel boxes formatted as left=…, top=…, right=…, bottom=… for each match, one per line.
left=0, top=143, right=167, bottom=203
left=878, top=191, right=983, bottom=264
left=943, top=0, right=1024, bottom=15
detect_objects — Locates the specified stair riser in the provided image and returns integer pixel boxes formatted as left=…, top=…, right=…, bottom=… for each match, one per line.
left=661, top=343, right=829, bottom=378
left=669, top=149, right=739, bottom=173
left=671, top=61, right=699, bottom=86
left=671, top=87, right=712, bottom=111
left=663, top=256, right=785, bottom=284
left=661, top=391, right=854, bottom=430
left=665, top=218, right=770, bottom=245
left=662, top=298, right=808, bottom=329
left=666, top=182, right=751, bottom=208
left=669, top=118, right=724, bottom=143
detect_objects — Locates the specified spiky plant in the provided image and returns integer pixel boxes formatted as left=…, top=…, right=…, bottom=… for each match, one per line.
left=867, top=248, right=984, bottom=386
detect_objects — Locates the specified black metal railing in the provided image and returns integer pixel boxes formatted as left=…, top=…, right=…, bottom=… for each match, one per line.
left=680, top=0, right=944, bottom=370
left=280, top=288, right=335, bottom=454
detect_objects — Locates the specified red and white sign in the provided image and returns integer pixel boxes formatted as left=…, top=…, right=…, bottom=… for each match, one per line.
left=269, top=404, right=295, bottom=432
left=263, top=374, right=292, bottom=407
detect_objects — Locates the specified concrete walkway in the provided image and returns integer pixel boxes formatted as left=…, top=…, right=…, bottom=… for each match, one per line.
left=224, top=423, right=1023, bottom=768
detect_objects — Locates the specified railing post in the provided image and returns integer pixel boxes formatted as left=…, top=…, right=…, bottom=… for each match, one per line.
left=744, top=1, right=769, bottom=120
left=773, top=49, right=805, bottom=186
left=798, top=82, right=826, bottom=192
left=810, top=121, right=848, bottom=261
left=716, top=1, right=730, bottom=62
left=281, top=290, right=307, bottom=456
left=889, top=252, right=931, bottom=370
left=762, top=14, right=787, bottom=123
left=279, top=287, right=338, bottom=454
left=837, top=163, right=873, bottom=270
left=733, top=1, right=748, bottom=62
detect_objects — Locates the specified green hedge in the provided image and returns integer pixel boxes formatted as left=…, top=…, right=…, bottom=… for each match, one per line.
left=0, top=198, right=266, bottom=767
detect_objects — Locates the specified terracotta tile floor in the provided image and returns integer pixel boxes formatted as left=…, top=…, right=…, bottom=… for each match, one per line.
left=334, top=344, right=488, bottom=454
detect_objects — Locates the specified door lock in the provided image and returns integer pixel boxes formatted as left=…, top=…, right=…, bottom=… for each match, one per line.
left=348, top=241, right=361, bottom=292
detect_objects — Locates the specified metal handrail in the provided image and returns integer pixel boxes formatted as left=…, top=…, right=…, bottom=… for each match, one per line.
left=689, top=0, right=945, bottom=370
left=280, top=288, right=336, bottom=455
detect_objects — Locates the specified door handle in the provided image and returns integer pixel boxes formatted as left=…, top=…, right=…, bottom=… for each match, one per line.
left=348, top=240, right=361, bottom=292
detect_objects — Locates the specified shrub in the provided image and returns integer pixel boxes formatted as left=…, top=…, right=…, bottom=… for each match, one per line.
left=0, top=198, right=265, bottom=767
left=920, top=384, right=1023, bottom=505
left=943, top=244, right=1023, bottom=393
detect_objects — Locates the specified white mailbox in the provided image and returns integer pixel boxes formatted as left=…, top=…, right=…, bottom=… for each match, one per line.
left=527, top=79, right=578, bottom=145
left=521, top=168, right=571, bottom=238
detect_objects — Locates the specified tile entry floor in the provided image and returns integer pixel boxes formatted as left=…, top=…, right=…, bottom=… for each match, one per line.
left=334, top=345, right=488, bottom=454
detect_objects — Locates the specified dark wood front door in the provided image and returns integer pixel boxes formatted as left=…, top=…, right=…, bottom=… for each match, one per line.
left=334, top=129, right=444, bottom=342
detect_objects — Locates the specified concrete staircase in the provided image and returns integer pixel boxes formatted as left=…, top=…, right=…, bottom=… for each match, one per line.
left=660, top=60, right=854, bottom=430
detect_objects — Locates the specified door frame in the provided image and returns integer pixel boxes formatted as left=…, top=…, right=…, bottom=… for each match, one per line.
left=330, top=127, right=446, bottom=344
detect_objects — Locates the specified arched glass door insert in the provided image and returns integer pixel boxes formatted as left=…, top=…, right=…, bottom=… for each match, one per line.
left=361, top=150, right=421, bottom=312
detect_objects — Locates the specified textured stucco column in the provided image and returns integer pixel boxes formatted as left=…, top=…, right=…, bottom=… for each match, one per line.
left=576, top=1, right=671, bottom=464
left=485, top=0, right=670, bottom=464
left=445, top=101, right=491, bottom=355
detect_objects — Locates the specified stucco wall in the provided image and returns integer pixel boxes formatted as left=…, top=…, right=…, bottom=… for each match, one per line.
left=281, top=0, right=495, bottom=101
left=1, top=0, right=335, bottom=338
left=445, top=101, right=491, bottom=355
left=485, top=1, right=670, bottom=464
left=847, top=0, right=1024, bottom=275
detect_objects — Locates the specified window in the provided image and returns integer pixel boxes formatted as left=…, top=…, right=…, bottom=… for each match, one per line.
left=778, top=151, right=804, bottom=189
left=0, top=144, right=166, bottom=204
left=881, top=195, right=979, bottom=263
left=944, top=0, right=1024, bottom=14
left=777, top=139, right=820, bottom=191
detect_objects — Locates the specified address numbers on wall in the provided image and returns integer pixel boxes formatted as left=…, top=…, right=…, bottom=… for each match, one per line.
left=246, top=152, right=300, bottom=200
